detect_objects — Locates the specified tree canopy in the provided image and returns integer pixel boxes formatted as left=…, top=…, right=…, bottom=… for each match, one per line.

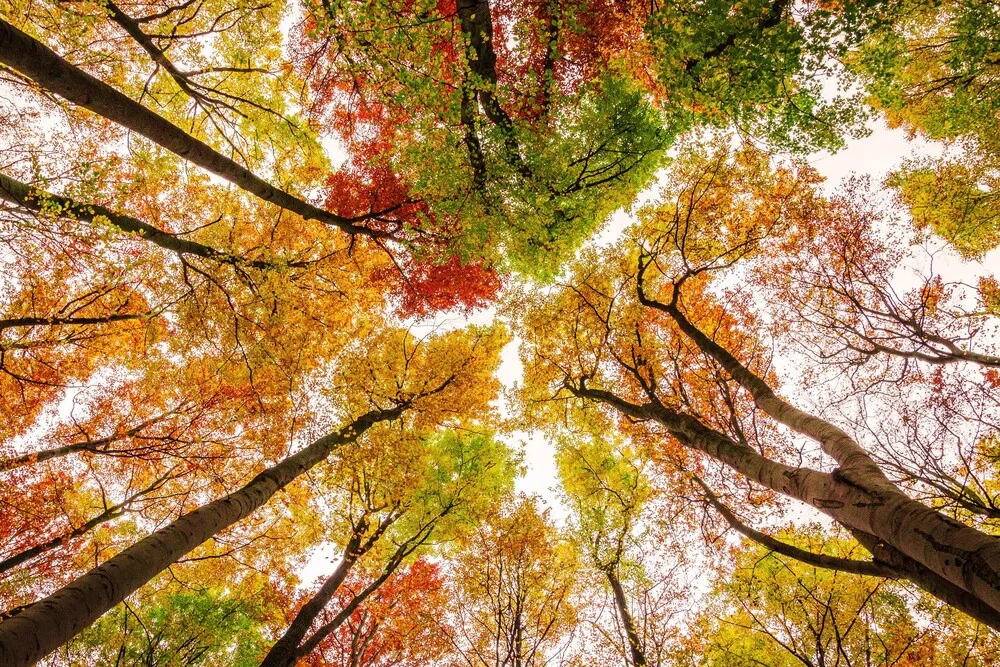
left=1, top=0, right=999, bottom=664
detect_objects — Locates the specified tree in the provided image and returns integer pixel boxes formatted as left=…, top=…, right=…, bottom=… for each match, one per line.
left=849, top=0, right=1000, bottom=256
left=443, top=495, right=580, bottom=667
left=689, top=527, right=1000, bottom=666
left=557, top=435, right=687, bottom=666
left=0, top=325, right=507, bottom=664
left=2, top=0, right=1000, bottom=663
left=297, top=558, right=453, bottom=667
left=761, top=177, right=1000, bottom=370
left=61, top=581, right=284, bottom=666
left=517, top=140, right=1000, bottom=632
left=260, top=428, right=519, bottom=666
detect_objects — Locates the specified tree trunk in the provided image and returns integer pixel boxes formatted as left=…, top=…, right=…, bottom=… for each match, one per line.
left=849, top=529, right=1000, bottom=630
left=698, top=474, right=1000, bottom=628
left=260, top=513, right=396, bottom=667
left=0, top=405, right=405, bottom=666
left=0, top=173, right=277, bottom=269
left=604, top=567, right=647, bottom=667
left=571, top=383, right=1000, bottom=624
left=289, top=516, right=444, bottom=664
left=0, top=409, right=179, bottom=472
left=628, top=278, right=1000, bottom=623
left=0, top=313, right=148, bottom=333
left=636, top=277, right=883, bottom=475
left=0, top=21, right=386, bottom=240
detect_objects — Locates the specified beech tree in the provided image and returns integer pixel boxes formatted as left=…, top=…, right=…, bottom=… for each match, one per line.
left=1, top=0, right=999, bottom=664
left=442, top=496, right=580, bottom=667
left=557, top=435, right=688, bottom=667
left=850, top=0, right=1000, bottom=258
left=295, top=558, right=453, bottom=667
left=517, top=141, right=1000, bottom=634
left=260, top=428, right=518, bottom=666
left=0, top=324, right=507, bottom=664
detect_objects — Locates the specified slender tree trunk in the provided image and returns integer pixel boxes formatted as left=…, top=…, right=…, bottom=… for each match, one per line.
left=513, top=602, right=524, bottom=667
left=260, top=513, right=396, bottom=667
left=0, top=173, right=278, bottom=269
left=352, top=621, right=378, bottom=667
left=0, top=472, right=173, bottom=575
left=2, top=433, right=118, bottom=473
left=0, top=21, right=387, bottom=239
left=456, top=0, right=531, bottom=179
left=860, top=336, right=1000, bottom=368
left=286, top=561, right=400, bottom=665
left=0, top=410, right=177, bottom=472
left=287, top=516, right=444, bottom=664
left=695, top=475, right=897, bottom=578
left=698, top=474, right=1000, bottom=628
left=102, top=0, right=203, bottom=102
left=0, top=405, right=405, bottom=666
left=636, top=277, right=882, bottom=475
left=347, top=620, right=365, bottom=667
left=0, top=313, right=148, bottom=332
left=604, top=568, right=647, bottom=667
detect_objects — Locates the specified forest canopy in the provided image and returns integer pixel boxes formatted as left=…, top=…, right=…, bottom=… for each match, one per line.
left=1, top=0, right=999, bottom=665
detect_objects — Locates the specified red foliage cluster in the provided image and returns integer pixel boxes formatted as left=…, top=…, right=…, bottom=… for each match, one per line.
left=304, top=558, right=449, bottom=667
left=376, top=254, right=503, bottom=319
left=324, top=159, right=427, bottom=232
left=985, top=369, right=1000, bottom=390
left=492, top=0, right=653, bottom=118
left=324, top=143, right=501, bottom=318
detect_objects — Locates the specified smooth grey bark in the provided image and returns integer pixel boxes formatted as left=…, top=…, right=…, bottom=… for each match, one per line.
left=0, top=21, right=390, bottom=240
left=0, top=405, right=406, bottom=666
left=569, top=380, right=1000, bottom=630
left=629, top=263, right=1000, bottom=620
left=694, top=475, right=897, bottom=578
left=636, top=267, right=883, bottom=476
left=849, top=529, right=1000, bottom=630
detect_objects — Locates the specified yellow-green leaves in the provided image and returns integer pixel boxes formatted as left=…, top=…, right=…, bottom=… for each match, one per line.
left=889, top=157, right=1000, bottom=258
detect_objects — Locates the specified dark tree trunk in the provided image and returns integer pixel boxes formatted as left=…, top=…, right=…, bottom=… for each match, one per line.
left=0, top=21, right=388, bottom=240
left=287, top=516, right=444, bottom=664
left=0, top=410, right=177, bottom=472
left=1, top=173, right=279, bottom=270
left=604, top=568, right=647, bottom=667
left=260, top=513, right=396, bottom=667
